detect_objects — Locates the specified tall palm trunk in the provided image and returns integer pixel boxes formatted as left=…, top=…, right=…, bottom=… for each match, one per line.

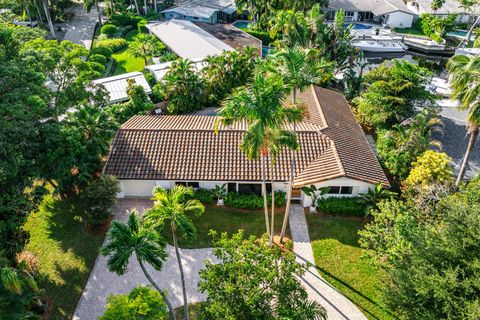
left=95, top=0, right=102, bottom=26
left=143, top=0, right=148, bottom=15
left=172, top=228, right=189, bottom=320
left=23, top=0, right=33, bottom=24
left=465, top=16, right=480, bottom=44
left=133, top=0, right=140, bottom=15
left=34, top=0, right=44, bottom=24
left=262, top=154, right=271, bottom=237
left=270, top=154, right=275, bottom=245
left=138, top=258, right=175, bottom=320
left=280, top=89, right=297, bottom=243
left=41, top=0, right=56, bottom=38
left=153, top=0, right=157, bottom=13
left=455, top=125, right=479, bottom=186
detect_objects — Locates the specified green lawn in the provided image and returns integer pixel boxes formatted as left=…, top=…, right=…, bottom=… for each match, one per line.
left=24, top=194, right=107, bottom=320
left=112, top=29, right=147, bottom=75
left=306, top=213, right=395, bottom=320
left=170, top=206, right=289, bottom=248
left=393, top=27, right=428, bottom=37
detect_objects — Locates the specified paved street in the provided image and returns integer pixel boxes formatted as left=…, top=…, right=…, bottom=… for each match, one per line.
left=62, top=4, right=100, bottom=48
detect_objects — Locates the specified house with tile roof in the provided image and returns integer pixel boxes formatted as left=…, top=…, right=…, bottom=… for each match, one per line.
left=405, top=0, right=480, bottom=24
left=104, top=87, right=390, bottom=207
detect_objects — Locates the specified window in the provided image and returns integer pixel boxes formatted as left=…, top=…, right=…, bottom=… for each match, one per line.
left=175, top=181, right=199, bottom=188
left=345, top=11, right=355, bottom=17
left=228, top=183, right=237, bottom=192
left=175, top=181, right=187, bottom=186
left=327, top=186, right=354, bottom=195
left=238, top=183, right=262, bottom=195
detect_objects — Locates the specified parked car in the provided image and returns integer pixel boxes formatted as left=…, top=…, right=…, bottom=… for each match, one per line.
left=13, top=19, right=38, bottom=27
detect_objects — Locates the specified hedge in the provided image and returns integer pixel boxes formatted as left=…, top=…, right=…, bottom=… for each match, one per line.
left=111, top=13, right=131, bottom=26
left=89, top=53, right=108, bottom=65
left=138, top=19, right=149, bottom=33
left=242, top=29, right=275, bottom=46
left=193, top=188, right=215, bottom=205
left=316, top=197, right=367, bottom=217
left=97, top=38, right=128, bottom=53
left=225, top=191, right=286, bottom=210
left=91, top=46, right=113, bottom=58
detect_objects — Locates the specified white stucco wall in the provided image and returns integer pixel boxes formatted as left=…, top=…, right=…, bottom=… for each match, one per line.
left=385, top=12, right=414, bottom=28
left=300, top=177, right=376, bottom=207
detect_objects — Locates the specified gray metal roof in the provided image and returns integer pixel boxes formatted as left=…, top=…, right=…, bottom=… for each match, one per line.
left=328, top=0, right=414, bottom=15
left=93, top=72, right=152, bottom=104
left=408, top=0, right=480, bottom=14
left=162, top=0, right=235, bottom=19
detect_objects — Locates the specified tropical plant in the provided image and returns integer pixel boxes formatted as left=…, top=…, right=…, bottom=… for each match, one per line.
left=269, top=45, right=333, bottom=242
left=101, top=23, right=118, bottom=36
left=127, top=33, right=164, bottom=65
left=143, top=185, right=205, bottom=320
left=358, top=184, right=397, bottom=214
left=212, top=184, right=227, bottom=206
left=154, top=58, right=205, bottom=114
left=99, top=285, right=168, bottom=320
left=447, top=54, right=480, bottom=186
left=100, top=212, right=175, bottom=319
left=301, top=185, right=329, bottom=213
left=404, top=150, right=453, bottom=191
left=216, top=71, right=301, bottom=241
left=198, top=231, right=327, bottom=320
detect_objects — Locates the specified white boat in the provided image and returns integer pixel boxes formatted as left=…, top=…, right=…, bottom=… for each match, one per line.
left=353, top=40, right=408, bottom=53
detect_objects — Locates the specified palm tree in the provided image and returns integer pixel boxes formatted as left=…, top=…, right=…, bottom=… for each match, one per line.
left=143, top=185, right=205, bottom=320
left=41, top=0, right=55, bottom=38
left=127, top=33, right=159, bottom=66
left=101, top=211, right=176, bottom=320
left=448, top=54, right=480, bottom=186
left=270, top=46, right=333, bottom=243
left=68, top=104, right=117, bottom=157
left=359, top=183, right=397, bottom=214
left=217, top=72, right=302, bottom=240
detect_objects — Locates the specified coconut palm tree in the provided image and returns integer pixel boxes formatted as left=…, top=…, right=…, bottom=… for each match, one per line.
left=101, top=211, right=175, bottom=320
left=127, top=33, right=160, bottom=66
left=143, top=185, right=205, bottom=320
left=270, top=46, right=333, bottom=243
left=447, top=54, right=480, bottom=186
left=217, top=72, right=302, bottom=240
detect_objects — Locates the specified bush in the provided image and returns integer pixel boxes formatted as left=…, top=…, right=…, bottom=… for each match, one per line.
left=111, top=13, right=131, bottom=26
left=79, top=175, right=120, bottom=226
left=316, top=197, right=367, bottom=216
left=100, top=286, right=168, bottom=320
left=129, top=15, right=143, bottom=27
left=224, top=191, right=286, bottom=210
left=194, top=188, right=215, bottom=205
left=88, top=61, right=105, bottom=73
left=91, top=45, right=113, bottom=58
left=242, top=29, right=275, bottom=45
left=101, top=24, right=118, bottom=37
left=97, top=38, right=128, bottom=53
left=89, top=53, right=108, bottom=65
left=138, top=19, right=149, bottom=33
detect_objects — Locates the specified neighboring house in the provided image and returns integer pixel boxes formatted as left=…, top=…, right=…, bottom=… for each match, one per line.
left=406, top=0, right=480, bottom=24
left=145, top=58, right=206, bottom=82
left=92, top=71, right=152, bottom=104
left=161, top=0, right=236, bottom=23
left=146, top=19, right=235, bottom=60
left=327, top=0, right=415, bottom=28
left=104, top=87, right=390, bottom=207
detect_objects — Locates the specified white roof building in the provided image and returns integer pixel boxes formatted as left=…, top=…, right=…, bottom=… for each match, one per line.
left=146, top=19, right=235, bottom=60
left=93, top=71, right=152, bottom=104
left=162, top=0, right=235, bottom=24
left=144, top=58, right=207, bottom=81
left=406, top=0, right=480, bottom=15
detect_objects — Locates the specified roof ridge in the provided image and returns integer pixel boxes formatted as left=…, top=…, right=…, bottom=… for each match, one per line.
left=310, top=86, right=328, bottom=130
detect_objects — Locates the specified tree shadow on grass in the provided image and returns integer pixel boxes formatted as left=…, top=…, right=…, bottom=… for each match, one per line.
left=306, top=213, right=366, bottom=247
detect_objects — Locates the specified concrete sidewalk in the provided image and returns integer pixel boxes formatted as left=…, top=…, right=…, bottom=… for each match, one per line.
left=289, top=204, right=367, bottom=320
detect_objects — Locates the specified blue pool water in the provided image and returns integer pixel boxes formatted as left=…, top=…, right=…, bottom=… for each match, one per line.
left=233, top=20, right=252, bottom=29
left=345, top=23, right=373, bottom=30
left=446, top=30, right=468, bottom=38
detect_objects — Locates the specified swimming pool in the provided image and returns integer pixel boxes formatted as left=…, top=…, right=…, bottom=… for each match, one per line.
left=446, top=30, right=468, bottom=38
left=233, top=20, right=252, bottom=29
left=345, top=23, right=373, bottom=30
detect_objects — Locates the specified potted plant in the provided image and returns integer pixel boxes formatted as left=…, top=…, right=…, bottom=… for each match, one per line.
left=213, top=184, right=227, bottom=206
left=375, top=28, right=380, bottom=35
left=301, top=185, right=330, bottom=213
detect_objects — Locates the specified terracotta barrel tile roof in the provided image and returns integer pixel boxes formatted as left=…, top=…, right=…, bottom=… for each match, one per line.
left=104, top=87, right=390, bottom=188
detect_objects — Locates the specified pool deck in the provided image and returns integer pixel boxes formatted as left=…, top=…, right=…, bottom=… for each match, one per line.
left=193, top=22, right=262, bottom=56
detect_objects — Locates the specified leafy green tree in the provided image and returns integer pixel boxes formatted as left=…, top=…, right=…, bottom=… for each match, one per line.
left=127, top=33, right=165, bottom=65
left=198, top=231, right=327, bottom=320
left=447, top=54, right=480, bottom=185
left=354, top=60, right=435, bottom=129
left=404, top=150, right=453, bottom=192
left=418, top=13, right=457, bottom=43
left=217, top=72, right=302, bottom=239
left=100, top=286, right=168, bottom=320
left=359, top=177, right=480, bottom=319
left=202, top=48, right=256, bottom=106
left=143, top=186, right=205, bottom=320
left=154, top=59, right=205, bottom=114
left=101, top=211, right=176, bottom=320
left=107, top=80, right=154, bottom=124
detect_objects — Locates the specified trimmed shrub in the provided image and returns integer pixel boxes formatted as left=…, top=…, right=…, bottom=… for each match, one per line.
left=111, top=13, right=131, bottom=26
left=79, top=175, right=120, bottom=226
left=101, top=24, right=118, bottom=37
left=242, top=29, right=275, bottom=46
left=91, top=45, right=113, bottom=58
left=97, top=38, right=128, bottom=53
left=316, top=197, right=367, bottom=216
left=129, top=15, right=143, bottom=28
left=224, top=191, right=286, bottom=210
left=89, top=61, right=105, bottom=73
left=194, top=188, right=215, bottom=205
left=138, top=19, right=149, bottom=33
left=89, top=53, right=108, bottom=65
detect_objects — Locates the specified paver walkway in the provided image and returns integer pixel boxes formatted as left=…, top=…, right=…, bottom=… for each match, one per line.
left=289, top=204, right=367, bottom=320
left=73, top=199, right=216, bottom=320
